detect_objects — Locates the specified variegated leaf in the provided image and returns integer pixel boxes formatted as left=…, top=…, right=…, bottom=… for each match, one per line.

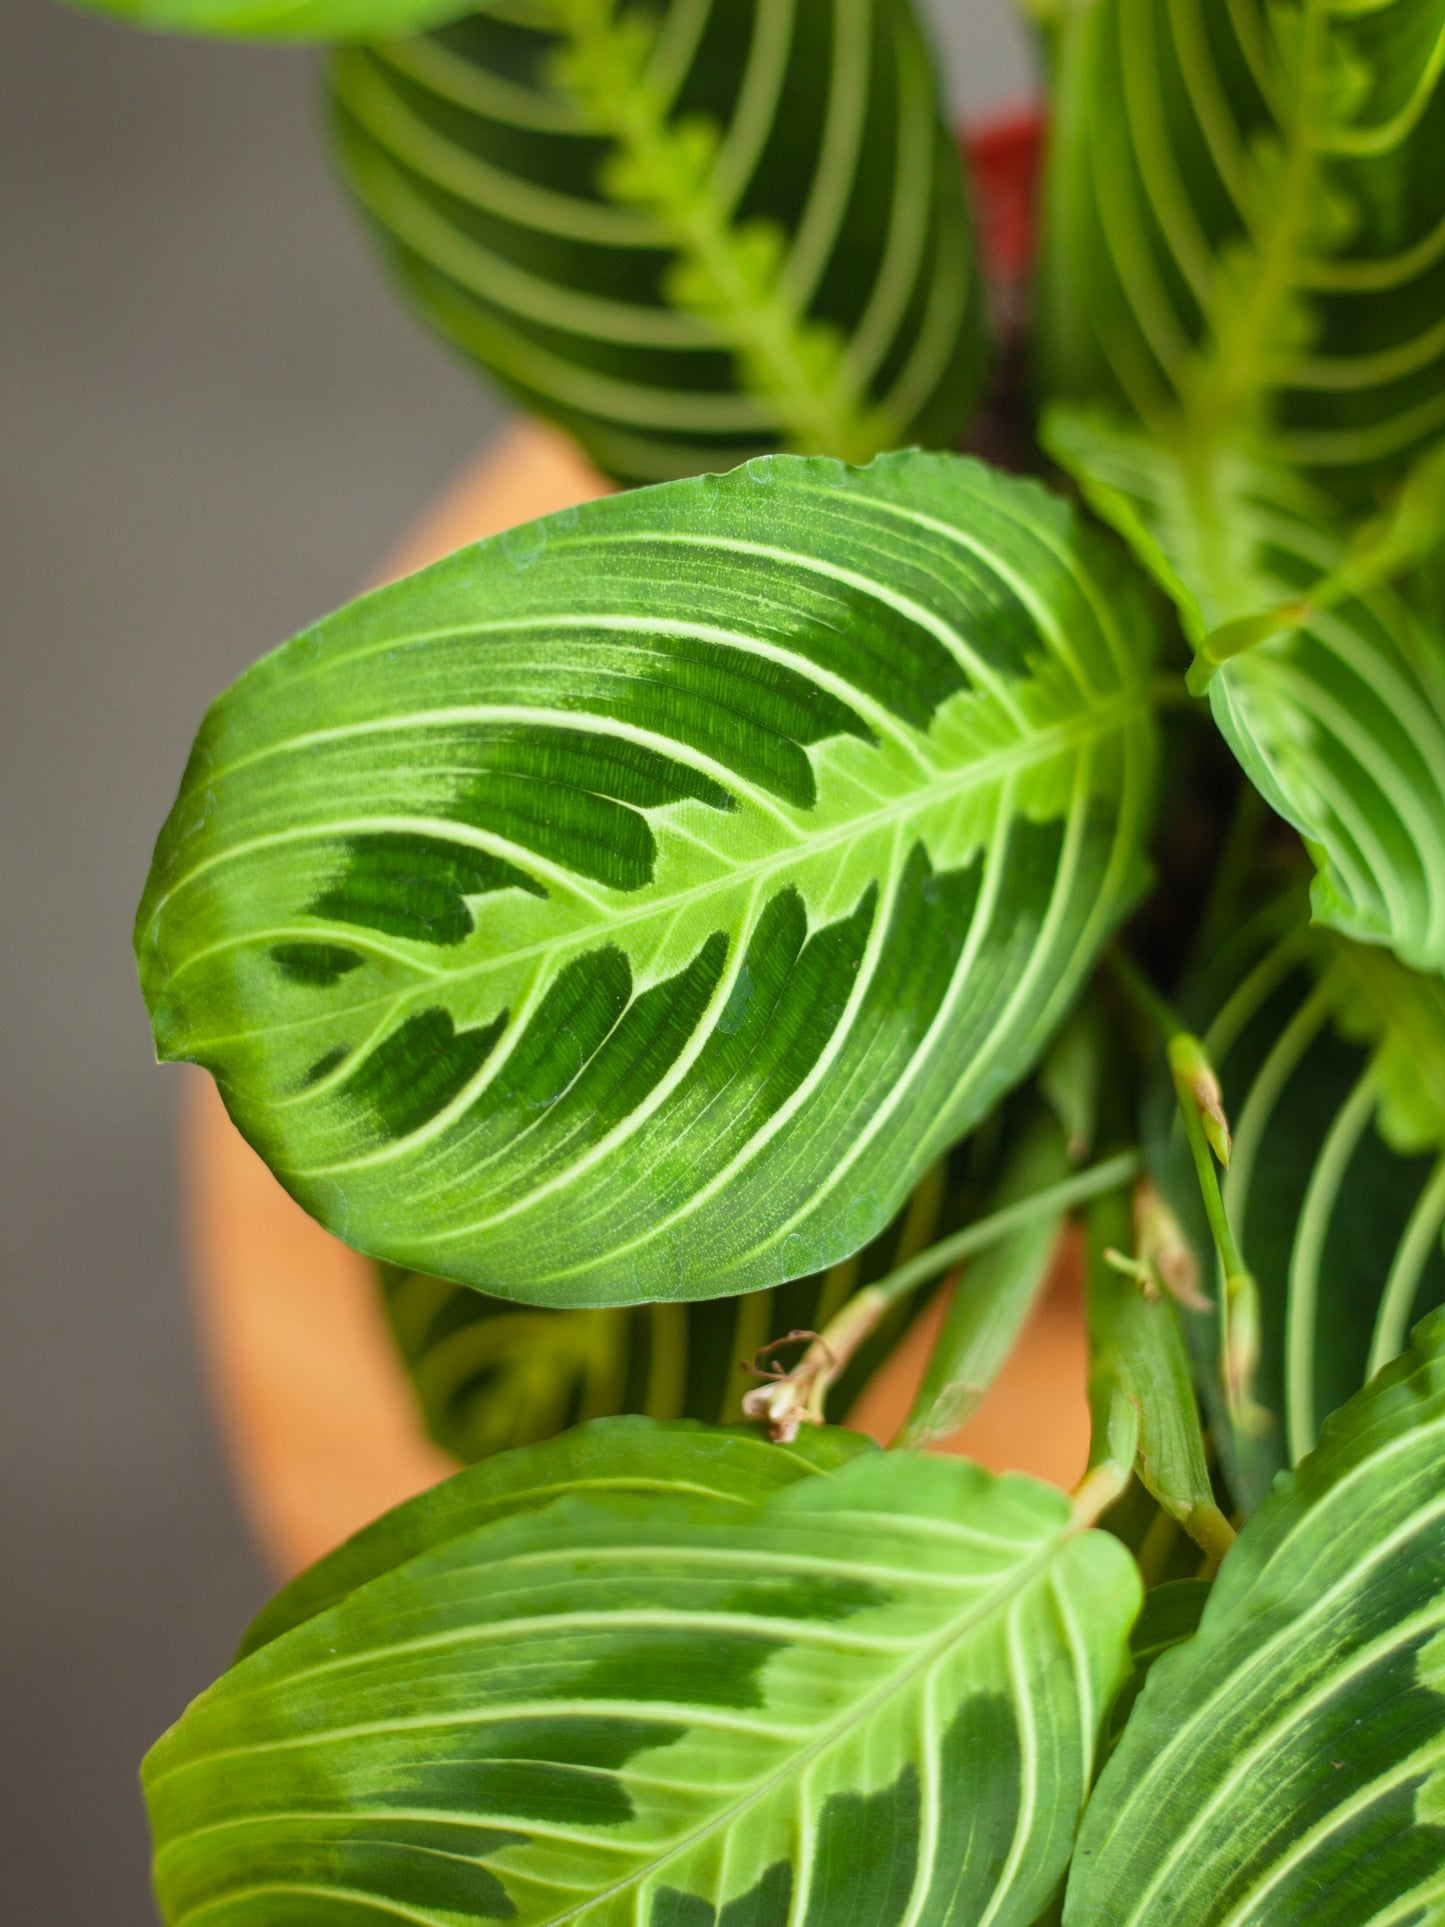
left=1038, top=0, right=1445, bottom=504
left=1036, top=0, right=1445, bottom=971
left=1064, top=1307, right=1445, bottom=1927
left=1102, top=1577, right=1210, bottom=1755
left=238, top=1415, right=874, bottom=1657
left=1044, top=412, right=1445, bottom=972
left=146, top=1425, right=1140, bottom=1927
left=134, top=452, right=1158, bottom=1307
left=1152, top=891, right=1445, bottom=1510
left=329, top=0, right=986, bottom=483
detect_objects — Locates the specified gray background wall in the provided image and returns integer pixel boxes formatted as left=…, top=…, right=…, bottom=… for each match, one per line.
left=0, top=4, right=1031, bottom=1917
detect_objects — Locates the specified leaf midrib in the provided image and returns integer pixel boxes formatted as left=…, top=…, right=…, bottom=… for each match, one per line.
left=350, top=1522, right=1061, bottom=1927
left=547, top=1528, right=1058, bottom=1927
left=158, top=688, right=1145, bottom=1030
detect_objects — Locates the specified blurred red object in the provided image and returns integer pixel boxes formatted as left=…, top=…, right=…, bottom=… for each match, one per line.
left=962, top=107, right=1046, bottom=290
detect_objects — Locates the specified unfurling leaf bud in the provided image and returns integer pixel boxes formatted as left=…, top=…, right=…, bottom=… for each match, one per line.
left=1169, top=1032, right=1233, bottom=1167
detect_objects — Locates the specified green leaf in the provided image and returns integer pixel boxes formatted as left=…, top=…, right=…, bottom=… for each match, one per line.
left=1064, top=1306, right=1445, bottom=1927
left=328, top=0, right=986, bottom=483
left=1038, top=0, right=1445, bottom=507
left=1153, top=891, right=1445, bottom=1510
left=1081, top=1187, right=1234, bottom=1562
left=239, top=1413, right=874, bottom=1658
left=146, top=1428, right=1141, bottom=1927
left=1102, top=1577, right=1210, bottom=1755
left=1036, top=0, right=1445, bottom=970
left=1045, top=411, right=1445, bottom=972
left=135, top=452, right=1159, bottom=1306
left=62, top=0, right=473, bottom=39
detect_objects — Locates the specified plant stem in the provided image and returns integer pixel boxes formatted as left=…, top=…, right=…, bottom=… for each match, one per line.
left=741, top=1152, right=1140, bottom=1441
left=856, top=1151, right=1142, bottom=1323
left=1148, top=673, right=1199, bottom=711
left=1107, top=948, right=1265, bottom=1433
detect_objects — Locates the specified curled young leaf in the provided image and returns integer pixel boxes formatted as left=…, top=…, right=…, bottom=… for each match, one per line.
left=135, top=452, right=1158, bottom=1306
left=330, top=0, right=986, bottom=482
left=1065, top=1307, right=1445, bottom=1926
left=147, top=1425, right=1140, bottom=1927
left=899, top=1108, right=1074, bottom=1447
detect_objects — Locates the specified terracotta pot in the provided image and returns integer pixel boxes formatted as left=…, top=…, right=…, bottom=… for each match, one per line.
left=182, top=112, right=1091, bottom=1583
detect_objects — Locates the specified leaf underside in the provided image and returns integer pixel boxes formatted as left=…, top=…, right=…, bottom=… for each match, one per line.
left=329, top=0, right=986, bottom=483
left=1065, top=1307, right=1445, bottom=1926
left=1152, top=893, right=1445, bottom=1511
left=147, top=1422, right=1139, bottom=1927
left=135, top=452, right=1157, bottom=1307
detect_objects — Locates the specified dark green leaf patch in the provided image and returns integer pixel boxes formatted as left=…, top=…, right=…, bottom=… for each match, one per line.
left=594, top=630, right=874, bottom=810
left=803, top=1766, right=921, bottom=1927
left=401, top=1722, right=677, bottom=1829
left=300, top=1043, right=351, bottom=1089
left=271, top=940, right=365, bottom=986
left=442, top=721, right=736, bottom=891
left=572, top=1628, right=788, bottom=1712
left=715, top=1574, right=893, bottom=1623
left=342, top=1004, right=508, bottom=1142
left=587, top=543, right=972, bottom=729
left=311, top=830, right=545, bottom=946
left=655, top=1861, right=792, bottom=1927
left=199, top=1817, right=527, bottom=1921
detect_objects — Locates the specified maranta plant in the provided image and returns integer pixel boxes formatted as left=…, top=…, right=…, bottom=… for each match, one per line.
left=64, top=0, right=1445, bottom=1920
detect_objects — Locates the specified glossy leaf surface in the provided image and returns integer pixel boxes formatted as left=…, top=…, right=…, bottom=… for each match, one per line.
left=330, top=0, right=985, bottom=483
left=1065, top=1308, right=1445, bottom=1926
left=135, top=453, right=1158, bottom=1306
left=147, top=1426, right=1139, bottom=1927
left=1153, top=894, right=1445, bottom=1509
